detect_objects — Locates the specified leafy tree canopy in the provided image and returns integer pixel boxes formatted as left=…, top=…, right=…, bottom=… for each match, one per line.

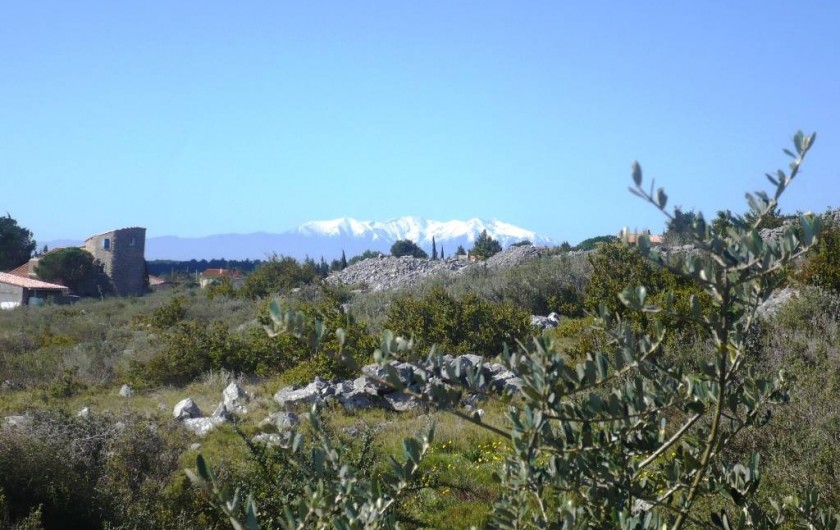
left=0, top=214, right=36, bottom=271
left=573, top=234, right=617, bottom=251
left=34, top=247, right=97, bottom=294
left=390, top=239, right=428, bottom=258
left=239, top=256, right=318, bottom=299
left=348, top=249, right=383, bottom=266
left=470, top=229, right=502, bottom=259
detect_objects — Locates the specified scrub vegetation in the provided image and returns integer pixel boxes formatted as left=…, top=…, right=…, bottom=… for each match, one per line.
left=1, top=133, right=839, bottom=528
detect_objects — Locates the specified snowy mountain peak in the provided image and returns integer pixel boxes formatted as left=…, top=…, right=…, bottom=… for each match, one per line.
left=141, top=217, right=555, bottom=261
left=292, top=216, right=552, bottom=247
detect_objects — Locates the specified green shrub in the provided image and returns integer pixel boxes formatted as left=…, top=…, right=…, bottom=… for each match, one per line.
left=0, top=411, right=200, bottom=530
left=497, top=255, right=588, bottom=316
left=148, top=295, right=188, bottom=329
left=205, top=276, right=238, bottom=299
left=384, top=285, right=532, bottom=355
left=585, top=240, right=712, bottom=339
left=133, top=295, right=376, bottom=386
left=798, top=218, right=840, bottom=291
left=545, top=316, right=608, bottom=363
left=239, top=256, right=319, bottom=300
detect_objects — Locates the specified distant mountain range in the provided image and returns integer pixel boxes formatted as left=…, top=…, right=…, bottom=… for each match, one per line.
left=48, top=217, right=556, bottom=261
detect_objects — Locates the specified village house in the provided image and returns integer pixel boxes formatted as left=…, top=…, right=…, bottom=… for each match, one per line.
left=4, top=226, right=148, bottom=300
left=622, top=229, right=664, bottom=245
left=199, top=268, right=244, bottom=289
left=0, top=271, right=70, bottom=309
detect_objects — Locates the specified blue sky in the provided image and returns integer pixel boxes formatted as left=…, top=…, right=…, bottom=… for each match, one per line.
left=2, top=2, right=838, bottom=245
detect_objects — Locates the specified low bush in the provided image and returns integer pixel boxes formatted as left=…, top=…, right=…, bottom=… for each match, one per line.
left=798, top=217, right=840, bottom=291
left=0, top=411, right=200, bottom=530
left=238, top=256, right=320, bottom=299
left=384, top=285, right=532, bottom=355
left=132, top=296, right=377, bottom=387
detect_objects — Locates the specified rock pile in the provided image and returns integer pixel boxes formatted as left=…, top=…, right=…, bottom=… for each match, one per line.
left=326, top=245, right=555, bottom=293
left=272, top=354, right=523, bottom=414
left=172, top=382, right=250, bottom=437
left=482, top=245, right=551, bottom=270
left=326, top=255, right=472, bottom=292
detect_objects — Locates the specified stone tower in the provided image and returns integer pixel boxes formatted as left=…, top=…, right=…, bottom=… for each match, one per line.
left=83, top=227, right=146, bottom=296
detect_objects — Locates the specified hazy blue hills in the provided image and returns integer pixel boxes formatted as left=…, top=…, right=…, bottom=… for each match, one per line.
left=47, top=217, right=556, bottom=261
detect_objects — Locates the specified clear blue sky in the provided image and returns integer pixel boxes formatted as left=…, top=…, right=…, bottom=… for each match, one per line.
left=2, top=2, right=838, bottom=245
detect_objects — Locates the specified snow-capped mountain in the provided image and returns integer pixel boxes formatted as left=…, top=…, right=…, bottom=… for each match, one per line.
left=140, top=217, right=555, bottom=260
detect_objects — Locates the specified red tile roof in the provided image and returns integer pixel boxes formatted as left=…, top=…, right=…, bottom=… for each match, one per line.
left=148, top=275, right=169, bottom=286
left=0, top=272, right=69, bottom=291
left=626, top=233, right=664, bottom=245
left=200, top=268, right=243, bottom=279
left=7, top=262, right=32, bottom=278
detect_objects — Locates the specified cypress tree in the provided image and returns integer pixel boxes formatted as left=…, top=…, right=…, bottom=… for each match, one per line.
left=432, top=237, right=438, bottom=260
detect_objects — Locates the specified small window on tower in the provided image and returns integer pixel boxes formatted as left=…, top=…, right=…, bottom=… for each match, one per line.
left=102, top=238, right=111, bottom=250
left=129, top=237, right=136, bottom=246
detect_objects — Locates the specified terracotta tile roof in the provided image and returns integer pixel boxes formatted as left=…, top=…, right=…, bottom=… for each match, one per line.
left=148, top=275, right=168, bottom=286
left=0, top=272, right=69, bottom=291
left=7, top=262, right=32, bottom=278
left=626, top=234, right=664, bottom=244
left=199, top=268, right=243, bottom=279
left=624, top=231, right=664, bottom=245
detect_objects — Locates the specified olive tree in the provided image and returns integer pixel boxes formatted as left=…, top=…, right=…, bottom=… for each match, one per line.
left=191, top=132, right=838, bottom=529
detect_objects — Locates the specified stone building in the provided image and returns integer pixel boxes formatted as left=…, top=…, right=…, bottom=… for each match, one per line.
left=83, top=227, right=147, bottom=296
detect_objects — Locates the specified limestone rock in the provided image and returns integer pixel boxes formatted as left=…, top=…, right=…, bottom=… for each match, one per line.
left=183, top=417, right=224, bottom=437
left=383, top=392, right=422, bottom=412
left=253, top=432, right=290, bottom=447
left=531, top=312, right=561, bottom=330
left=259, top=411, right=300, bottom=430
left=337, top=389, right=381, bottom=411
left=211, top=403, right=230, bottom=421
left=274, top=379, right=328, bottom=408
left=4, top=415, right=30, bottom=429
left=119, top=384, right=134, bottom=397
left=757, top=287, right=799, bottom=319
left=222, top=382, right=249, bottom=413
left=173, top=398, right=201, bottom=420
